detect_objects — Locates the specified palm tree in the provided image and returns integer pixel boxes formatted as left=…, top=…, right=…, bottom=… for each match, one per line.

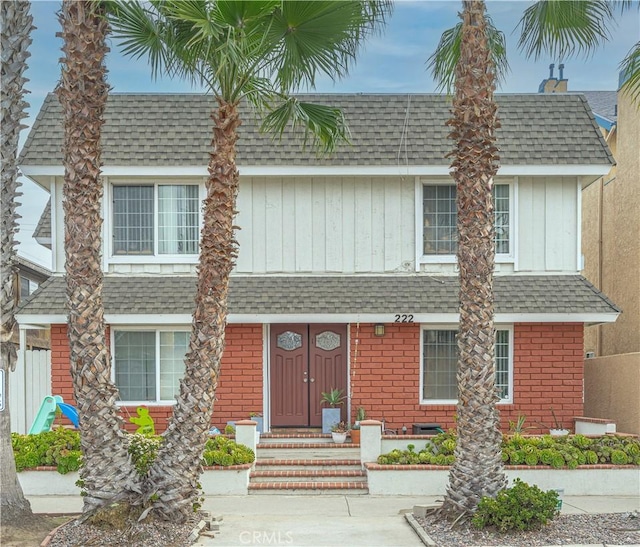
left=431, top=1, right=640, bottom=103
left=109, top=0, right=390, bottom=521
left=56, top=0, right=138, bottom=513
left=438, top=0, right=507, bottom=518
left=429, top=0, right=639, bottom=520
left=0, top=0, right=35, bottom=521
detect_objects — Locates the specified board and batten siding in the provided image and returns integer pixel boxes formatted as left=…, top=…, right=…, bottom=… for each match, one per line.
left=517, top=176, right=579, bottom=272
left=235, top=176, right=416, bottom=274
left=49, top=175, right=580, bottom=276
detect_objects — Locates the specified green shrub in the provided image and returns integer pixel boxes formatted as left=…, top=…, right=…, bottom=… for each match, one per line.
left=127, top=433, right=162, bottom=475
left=12, top=428, right=256, bottom=475
left=202, top=435, right=255, bottom=466
left=376, top=433, right=640, bottom=468
left=472, top=479, right=559, bottom=532
left=12, top=429, right=82, bottom=474
left=611, top=449, right=629, bottom=465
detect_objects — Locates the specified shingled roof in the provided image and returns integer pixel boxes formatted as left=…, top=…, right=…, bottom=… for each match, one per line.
left=17, top=275, right=619, bottom=318
left=20, top=93, right=613, bottom=168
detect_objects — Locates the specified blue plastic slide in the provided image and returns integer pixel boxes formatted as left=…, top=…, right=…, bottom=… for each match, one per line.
left=57, top=402, right=80, bottom=428
left=28, top=395, right=63, bottom=434
left=28, top=395, right=80, bottom=433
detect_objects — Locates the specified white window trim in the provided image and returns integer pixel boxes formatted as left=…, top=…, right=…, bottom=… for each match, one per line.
left=106, top=178, right=205, bottom=265
left=111, top=326, right=190, bottom=406
left=415, top=178, right=516, bottom=267
left=419, top=324, right=514, bottom=405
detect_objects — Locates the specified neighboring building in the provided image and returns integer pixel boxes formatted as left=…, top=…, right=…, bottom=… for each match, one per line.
left=580, top=88, right=639, bottom=358
left=11, top=256, right=51, bottom=350
left=540, top=66, right=640, bottom=434
left=17, top=92, right=619, bottom=434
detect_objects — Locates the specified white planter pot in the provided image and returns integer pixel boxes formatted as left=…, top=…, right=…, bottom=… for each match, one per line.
left=550, top=429, right=570, bottom=436
left=332, top=431, right=348, bottom=444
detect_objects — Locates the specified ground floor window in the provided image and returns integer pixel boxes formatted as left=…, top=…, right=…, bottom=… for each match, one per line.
left=113, top=329, right=188, bottom=403
left=421, top=326, right=512, bottom=404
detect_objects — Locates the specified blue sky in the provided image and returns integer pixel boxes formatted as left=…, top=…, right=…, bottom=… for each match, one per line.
left=17, top=0, right=640, bottom=266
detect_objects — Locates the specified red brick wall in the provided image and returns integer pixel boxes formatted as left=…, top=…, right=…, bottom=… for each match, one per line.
left=349, top=322, right=584, bottom=433
left=509, top=322, right=584, bottom=434
left=50, top=323, right=264, bottom=433
left=51, top=324, right=75, bottom=406
left=50, top=321, right=583, bottom=434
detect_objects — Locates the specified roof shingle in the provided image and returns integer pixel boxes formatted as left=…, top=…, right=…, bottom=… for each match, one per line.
left=17, top=275, right=619, bottom=317
left=19, top=93, right=613, bottom=168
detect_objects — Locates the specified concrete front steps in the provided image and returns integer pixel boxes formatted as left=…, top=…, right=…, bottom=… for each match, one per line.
left=249, top=433, right=368, bottom=495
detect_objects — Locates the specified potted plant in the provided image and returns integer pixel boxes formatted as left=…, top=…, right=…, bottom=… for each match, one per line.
left=350, top=407, right=366, bottom=444
left=321, top=388, right=344, bottom=434
left=538, top=408, right=570, bottom=436
left=350, top=423, right=361, bottom=445
left=331, top=421, right=349, bottom=444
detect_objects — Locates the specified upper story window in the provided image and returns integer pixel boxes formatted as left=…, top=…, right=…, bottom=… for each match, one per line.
left=113, top=184, right=199, bottom=256
left=19, top=276, right=38, bottom=298
left=422, top=183, right=511, bottom=258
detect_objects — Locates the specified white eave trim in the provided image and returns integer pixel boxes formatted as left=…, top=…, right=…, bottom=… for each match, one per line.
left=16, top=311, right=619, bottom=326
left=21, top=164, right=613, bottom=178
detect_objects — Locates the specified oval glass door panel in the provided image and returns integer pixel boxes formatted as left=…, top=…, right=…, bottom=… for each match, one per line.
left=277, top=331, right=303, bottom=351
left=315, top=331, right=341, bottom=352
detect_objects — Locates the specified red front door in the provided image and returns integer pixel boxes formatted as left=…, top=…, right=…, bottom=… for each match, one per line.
left=270, top=324, right=347, bottom=427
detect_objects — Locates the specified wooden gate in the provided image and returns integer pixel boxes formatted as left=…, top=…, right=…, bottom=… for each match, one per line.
left=9, top=350, right=51, bottom=434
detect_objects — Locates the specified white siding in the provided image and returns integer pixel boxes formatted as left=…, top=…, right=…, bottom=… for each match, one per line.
left=235, top=176, right=416, bottom=273
left=49, top=174, right=579, bottom=276
left=517, top=176, right=578, bottom=272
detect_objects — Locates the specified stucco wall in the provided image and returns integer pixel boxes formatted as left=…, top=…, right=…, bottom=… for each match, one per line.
left=583, top=90, right=640, bottom=356
left=584, top=352, right=640, bottom=434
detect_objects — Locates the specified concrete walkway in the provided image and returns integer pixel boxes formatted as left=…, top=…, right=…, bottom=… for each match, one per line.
left=27, top=494, right=640, bottom=547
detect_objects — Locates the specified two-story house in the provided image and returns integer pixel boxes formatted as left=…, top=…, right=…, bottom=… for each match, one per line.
left=17, top=92, right=619, bottom=434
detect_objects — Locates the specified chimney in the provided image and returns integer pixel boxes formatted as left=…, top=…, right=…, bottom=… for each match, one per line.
left=538, top=63, right=568, bottom=93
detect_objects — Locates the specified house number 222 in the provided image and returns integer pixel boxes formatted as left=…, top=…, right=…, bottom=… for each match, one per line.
left=394, top=314, right=414, bottom=323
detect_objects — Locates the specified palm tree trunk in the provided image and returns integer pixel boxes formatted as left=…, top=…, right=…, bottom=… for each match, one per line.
left=57, top=0, right=137, bottom=513
left=146, top=98, right=241, bottom=522
left=0, top=0, right=34, bottom=520
left=440, top=0, right=506, bottom=518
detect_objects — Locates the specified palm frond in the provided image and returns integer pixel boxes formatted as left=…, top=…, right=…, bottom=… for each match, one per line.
left=427, top=17, right=509, bottom=93
left=517, top=0, right=614, bottom=60
left=619, top=41, right=640, bottom=105
left=267, top=0, right=391, bottom=92
left=107, top=1, right=171, bottom=80
left=260, top=98, right=351, bottom=154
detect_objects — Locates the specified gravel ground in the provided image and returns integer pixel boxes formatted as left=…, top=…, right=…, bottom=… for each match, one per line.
left=416, top=512, right=640, bottom=546
left=46, top=514, right=203, bottom=547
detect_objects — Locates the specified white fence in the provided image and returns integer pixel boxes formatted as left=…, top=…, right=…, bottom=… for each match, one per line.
left=9, top=349, right=51, bottom=434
